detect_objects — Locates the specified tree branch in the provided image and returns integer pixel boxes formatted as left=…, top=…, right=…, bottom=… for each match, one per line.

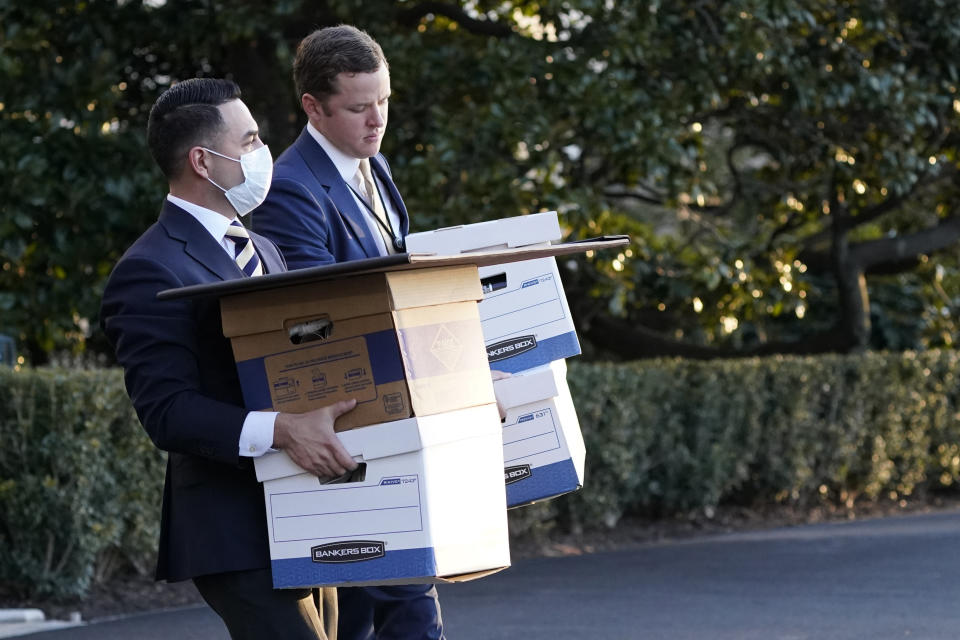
left=603, top=184, right=666, bottom=206
left=799, top=166, right=960, bottom=269
left=692, top=2, right=722, bottom=44
left=396, top=2, right=515, bottom=38
left=765, top=209, right=810, bottom=253
left=853, top=212, right=960, bottom=272
left=581, top=314, right=857, bottom=360
left=849, top=162, right=958, bottom=230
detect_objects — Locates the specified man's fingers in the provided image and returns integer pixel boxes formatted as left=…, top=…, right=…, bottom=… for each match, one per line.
left=324, top=399, right=357, bottom=470
left=332, top=442, right=358, bottom=471
left=279, top=399, right=358, bottom=477
left=323, top=458, right=347, bottom=478
left=302, top=452, right=345, bottom=479
left=328, top=398, right=357, bottom=420
left=288, top=450, right=315, bottom=476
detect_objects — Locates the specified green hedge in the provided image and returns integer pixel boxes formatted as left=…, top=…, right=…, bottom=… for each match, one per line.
left=508, top=350, right=960, bottom=535
left=0, top=368, right=164, bottom=598
left=4, top=351, right=960, bottom=598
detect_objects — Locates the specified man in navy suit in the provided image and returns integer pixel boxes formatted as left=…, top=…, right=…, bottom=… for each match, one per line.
left=101, top=78, right=358, bottom=640
left=252, top=25, right=409, bottom=267
left=252, top=26, right=446, bottom=640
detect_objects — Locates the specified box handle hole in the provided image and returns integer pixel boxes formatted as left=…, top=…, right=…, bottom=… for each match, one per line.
left=480, top=272, right=507, bottom=294
left=287, top=316, right=333, bottom=345
left=321, top=463, right=367, bottom=485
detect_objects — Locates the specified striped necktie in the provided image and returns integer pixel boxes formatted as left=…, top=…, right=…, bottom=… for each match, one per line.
left=356, top=159, right=397, bottom=255
left=224, top=220, right=263, bottom=277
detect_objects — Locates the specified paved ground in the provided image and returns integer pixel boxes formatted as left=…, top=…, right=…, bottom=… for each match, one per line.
left=9, top=507, right=960, bottom=639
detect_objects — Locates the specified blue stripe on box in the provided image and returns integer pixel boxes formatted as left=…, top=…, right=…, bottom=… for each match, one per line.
left=488, top=331, right=581, bottom=374
left=506, top=458, right=582, bottom=509
left=234, top=330, right=404, bottom=410
left=271, top=547, right=437, bottom=589
left=364, top=330, right=405, bottom=386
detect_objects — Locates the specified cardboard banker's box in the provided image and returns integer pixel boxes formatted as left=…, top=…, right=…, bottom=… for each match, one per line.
left=254, top=404, right=511, bottom=588
left=494, top=360, right=585, bottom=508
left=478, top=256, right=580, bottom=373
left=405, top=212, right=580, bottom=373
left=220, top=265, right=495, bottom=431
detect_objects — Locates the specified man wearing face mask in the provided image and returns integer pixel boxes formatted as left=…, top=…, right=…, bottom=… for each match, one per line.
left=252, top=25, right=446, bottom=640
left=100, top=78, right=357, bottom=640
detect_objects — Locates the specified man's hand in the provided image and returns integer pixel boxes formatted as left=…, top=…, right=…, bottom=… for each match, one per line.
left=273, top=399, right=358, bottom=477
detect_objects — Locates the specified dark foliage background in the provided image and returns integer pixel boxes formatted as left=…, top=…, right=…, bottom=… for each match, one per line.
left=2, top=0, right=960, bottom=363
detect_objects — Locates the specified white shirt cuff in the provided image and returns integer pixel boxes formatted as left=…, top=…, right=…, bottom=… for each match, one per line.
left=239, top=411, right=278, bottom=457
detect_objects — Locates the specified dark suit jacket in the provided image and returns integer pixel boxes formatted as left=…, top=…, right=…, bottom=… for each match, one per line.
left=100, top=200, right=286, bottom=582
left=252, top=128, right=410, bottom=267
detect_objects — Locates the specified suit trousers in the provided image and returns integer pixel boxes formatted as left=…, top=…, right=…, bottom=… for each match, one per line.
left=338, top=584, right=445, bottom=640
left=194, top=568, right=338, bottom=640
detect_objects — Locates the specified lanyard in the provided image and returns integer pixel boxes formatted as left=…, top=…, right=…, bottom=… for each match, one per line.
left=346, top=174, right=406, bottom=253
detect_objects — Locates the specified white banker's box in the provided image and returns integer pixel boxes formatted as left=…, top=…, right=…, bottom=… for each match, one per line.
left=495, top=360, right=586, bottom=507
left=404, top=212, right=580, bottom=374
left=254, top=404, right=510, bottom=589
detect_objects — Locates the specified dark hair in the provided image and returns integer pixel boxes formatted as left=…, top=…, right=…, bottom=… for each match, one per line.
left=146, top=78, right=241, bottom=180
left=293, top=25, right=387, bottom=102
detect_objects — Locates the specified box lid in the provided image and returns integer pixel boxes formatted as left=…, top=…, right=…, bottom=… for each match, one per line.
left=255, top=403, right=501, bottom=482
left=405, top=212, right=561, bottom=255
left=219, top=265, right=482, bottom=339
left=157, top=236, right=629, bottom=302
left=492, top=360, right=567, bottom=410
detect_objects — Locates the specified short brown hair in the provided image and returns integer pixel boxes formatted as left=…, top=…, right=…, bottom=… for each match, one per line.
left=293, top=25, right=387, bottom=102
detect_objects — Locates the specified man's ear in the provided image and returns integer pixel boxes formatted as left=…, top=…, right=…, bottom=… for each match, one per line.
left=302, top=93, right=324, bottom=121
left=186, top=146, right=211, bottom=179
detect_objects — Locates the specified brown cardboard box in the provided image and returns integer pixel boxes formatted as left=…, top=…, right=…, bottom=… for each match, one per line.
left=220, top=265, right=495, bottom=430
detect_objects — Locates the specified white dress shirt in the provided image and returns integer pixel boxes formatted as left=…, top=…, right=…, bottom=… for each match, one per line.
left=166, top=194, right=277, bottom=458
left=306, top=123, right=402, bottom=255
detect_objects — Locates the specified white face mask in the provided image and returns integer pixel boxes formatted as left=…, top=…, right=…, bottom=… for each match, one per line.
left=203, top=145, right=273, bottom=216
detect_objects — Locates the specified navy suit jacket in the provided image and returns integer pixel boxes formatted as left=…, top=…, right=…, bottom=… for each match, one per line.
left=100, top=200, right=286, bottom=582
left=252, top=127, right=410, bottom=268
